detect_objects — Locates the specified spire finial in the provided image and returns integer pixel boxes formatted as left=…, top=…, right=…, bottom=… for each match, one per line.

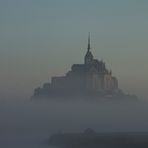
left=87, top=32, right=90, bottom=52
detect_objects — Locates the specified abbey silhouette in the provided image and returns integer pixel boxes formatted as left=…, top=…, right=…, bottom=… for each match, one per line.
left=33, top=34, right=136, bottom=100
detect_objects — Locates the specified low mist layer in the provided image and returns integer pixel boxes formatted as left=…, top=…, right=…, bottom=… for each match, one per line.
left=0, top=98, right=148, bottom=147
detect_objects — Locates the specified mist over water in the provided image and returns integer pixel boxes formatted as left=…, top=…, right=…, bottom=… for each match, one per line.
left=1, top=97, right=148, bottom=148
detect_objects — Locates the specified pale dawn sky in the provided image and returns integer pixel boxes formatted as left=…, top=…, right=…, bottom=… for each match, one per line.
left=0, top=0, right=148, bottom=99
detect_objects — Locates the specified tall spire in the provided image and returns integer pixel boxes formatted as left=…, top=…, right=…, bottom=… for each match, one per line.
left=85, top=33, right=93, bottom=64
left=87, top=32, right=90, bottom=52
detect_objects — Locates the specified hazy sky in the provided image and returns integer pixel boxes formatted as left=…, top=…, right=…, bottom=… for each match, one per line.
left=0, top=0, right=148, bottom=99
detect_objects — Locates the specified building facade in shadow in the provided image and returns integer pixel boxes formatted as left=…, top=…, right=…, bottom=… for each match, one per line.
left=33, top=35, right=132, bottom=99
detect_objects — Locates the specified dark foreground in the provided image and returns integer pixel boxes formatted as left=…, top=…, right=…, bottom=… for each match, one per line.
left=49, top=130, right=148, bottom=148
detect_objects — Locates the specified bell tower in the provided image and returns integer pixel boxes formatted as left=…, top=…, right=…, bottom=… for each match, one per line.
left=84, top=33, right=93, bottom=64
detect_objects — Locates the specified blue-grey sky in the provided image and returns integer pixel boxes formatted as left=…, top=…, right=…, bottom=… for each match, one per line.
left=0, top=0, right=148, bottom=99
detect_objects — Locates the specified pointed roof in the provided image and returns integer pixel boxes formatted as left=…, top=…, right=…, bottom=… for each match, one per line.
left=87, top=32, right=91, bottom=52
left=85, top=32, right=93, bottom=58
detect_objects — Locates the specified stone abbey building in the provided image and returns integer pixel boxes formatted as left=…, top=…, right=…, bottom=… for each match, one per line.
left=33, top=35, right=119, bottom=98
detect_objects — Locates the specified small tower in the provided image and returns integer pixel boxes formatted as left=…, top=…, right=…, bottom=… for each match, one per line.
left=84, top=33, right=93, bottom=64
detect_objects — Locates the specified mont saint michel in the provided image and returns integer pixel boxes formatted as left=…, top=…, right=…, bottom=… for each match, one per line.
left=33, top=35, right=137, bottom=100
